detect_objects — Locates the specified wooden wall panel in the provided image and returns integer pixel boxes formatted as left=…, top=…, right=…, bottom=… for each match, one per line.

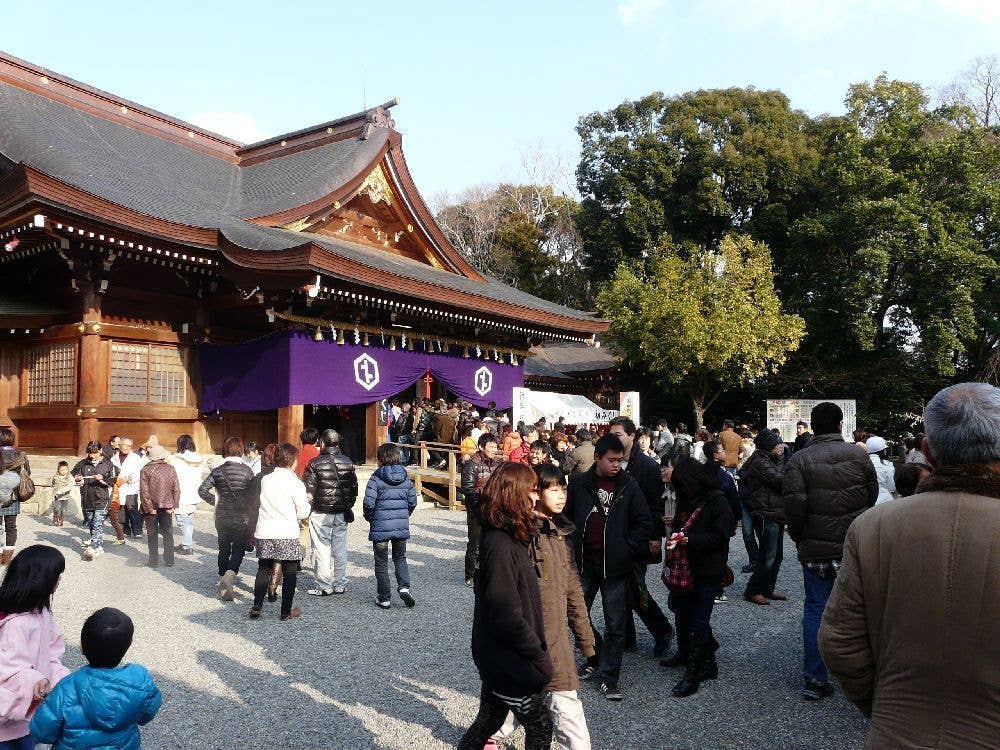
left=0, top=344, right=21, bottom=429
left=16, top=418, right=77, bottom=453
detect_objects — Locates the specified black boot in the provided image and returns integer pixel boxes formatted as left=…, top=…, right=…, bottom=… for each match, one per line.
left=660, top=629, right=690, bottom=668
left=672, top=644, right=706, bottom=698
left=701, top=636, right=720, bottom=680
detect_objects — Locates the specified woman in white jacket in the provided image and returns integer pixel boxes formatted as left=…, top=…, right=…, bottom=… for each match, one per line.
left=168, top=435, right=204, bottom=554
left=250, top=443, right=310, bottom=621
left=866, top=435, right=897, bottom=504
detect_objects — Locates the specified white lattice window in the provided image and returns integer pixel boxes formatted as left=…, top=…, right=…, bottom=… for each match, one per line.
left=149, top=346, right=186, bottom=405
left=25, top=343, right=77, bottom=404
left=109, top=343, right=188, bottom=405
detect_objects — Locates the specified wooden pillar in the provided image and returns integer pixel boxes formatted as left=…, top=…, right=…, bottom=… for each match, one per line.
left=278, top=404, right=304, bottom=446
left=77, top=281, right=102, bottom=454
left=366, top=401, right=389, bottom=465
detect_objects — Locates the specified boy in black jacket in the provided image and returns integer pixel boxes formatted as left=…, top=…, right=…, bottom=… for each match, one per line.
left=564, top=434, right=652, bottom=702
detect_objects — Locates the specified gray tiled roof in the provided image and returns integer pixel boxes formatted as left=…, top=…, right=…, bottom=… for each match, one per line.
left=531, top=341, right=618, bottom=373
left=0, top=78, right=601, bottom=325
left=523, top=356, right=572, bottom=380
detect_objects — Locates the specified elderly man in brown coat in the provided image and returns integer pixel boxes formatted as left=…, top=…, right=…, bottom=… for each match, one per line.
left=819, top=382, right=1000, bottom=749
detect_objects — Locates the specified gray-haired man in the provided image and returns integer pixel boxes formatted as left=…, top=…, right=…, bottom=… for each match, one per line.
left=819, top=383, right=1000, bottom=748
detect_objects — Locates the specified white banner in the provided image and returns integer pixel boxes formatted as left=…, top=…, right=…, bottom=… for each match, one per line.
left=766, top=399, right=857, bottom=443
left=513, top=387, right=619, bottom=426
left=619, top=391, right=640, bottom=425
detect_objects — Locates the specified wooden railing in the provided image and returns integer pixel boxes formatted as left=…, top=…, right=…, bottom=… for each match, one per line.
left=385, top=440, right=466, bottom=511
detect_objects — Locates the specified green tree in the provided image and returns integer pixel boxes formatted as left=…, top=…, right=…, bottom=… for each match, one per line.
left=597, top=234, right=805, bottom=427
left=778, top=75, right=999, bottom=425
left=576, top=87, right=818, bottom=281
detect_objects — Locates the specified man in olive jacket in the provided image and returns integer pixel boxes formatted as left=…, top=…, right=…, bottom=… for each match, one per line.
left=783, top=402, right=877, bottom=701
left=819, top=383, right=1000, bottom=749
left=564, top=434, right=652, bottom=702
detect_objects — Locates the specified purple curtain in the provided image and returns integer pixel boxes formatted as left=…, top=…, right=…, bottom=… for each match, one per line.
left=200, top=332, right=523, bottom=411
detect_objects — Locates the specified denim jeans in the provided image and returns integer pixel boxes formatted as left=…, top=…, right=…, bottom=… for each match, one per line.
left=623, top=563, right=673, bottom=647
left=84, top=506, right=109, bottom=549
left=310, top=512, right=349, bottom=590
left=802, top=565, right=836, bottom=683
left=0, top=735, right=36, bottom=750
left=668, top=581, right=719, bottom=645
left=745, top=519, right=784, bottom=596
left=580, top=565, right=631, bottom=686
left=397, top=434, right=412, bottom=465
left=740, top=500, right=760, bottom=565
left=373, top=539, right=411, bottom=601
left=175, top=511, right=195, bottom=548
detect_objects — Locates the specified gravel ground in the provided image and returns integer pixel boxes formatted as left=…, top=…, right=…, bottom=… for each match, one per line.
left=17, top=505, right=868, bottom=750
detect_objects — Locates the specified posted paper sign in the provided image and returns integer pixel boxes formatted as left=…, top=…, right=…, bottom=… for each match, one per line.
left=766, top=399, right=857, bottom=443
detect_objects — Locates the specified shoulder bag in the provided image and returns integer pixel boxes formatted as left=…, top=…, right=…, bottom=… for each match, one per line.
left=661, top=504, right=704, bottom=593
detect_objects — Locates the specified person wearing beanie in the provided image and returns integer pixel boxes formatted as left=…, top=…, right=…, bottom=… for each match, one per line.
left=739, top=429, right=788, bottom=605
left=866, top=436, right=896, bottom=505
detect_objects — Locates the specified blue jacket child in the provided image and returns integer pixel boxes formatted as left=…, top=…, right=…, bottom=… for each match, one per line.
left=31, top=607, right=161, bottom=750
left=30, top=664, right=161, bottom=750
left=363, top=463, right=418, bottom=542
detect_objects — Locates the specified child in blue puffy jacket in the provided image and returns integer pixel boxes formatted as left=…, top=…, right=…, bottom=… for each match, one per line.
left=363, top=443, right=419, bottom=610
left=30, top=607, right=161, bottom=750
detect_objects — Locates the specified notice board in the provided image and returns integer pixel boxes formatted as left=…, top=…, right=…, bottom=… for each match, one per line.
left=766, top=399, right=857, bottom=443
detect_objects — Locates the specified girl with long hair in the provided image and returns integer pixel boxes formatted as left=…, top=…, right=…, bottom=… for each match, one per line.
left=0, top=545, right=70, bottom=748
left=458, top=463, right=554, bottom=750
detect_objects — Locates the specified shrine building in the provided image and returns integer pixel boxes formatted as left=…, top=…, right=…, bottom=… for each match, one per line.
left=0, top=53, right=608, bottom=460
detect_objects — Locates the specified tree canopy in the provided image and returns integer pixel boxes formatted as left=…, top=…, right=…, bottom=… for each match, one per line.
left=596, top=234, right=805, bottom=427
left=575, top=69, right=1000, bottom=430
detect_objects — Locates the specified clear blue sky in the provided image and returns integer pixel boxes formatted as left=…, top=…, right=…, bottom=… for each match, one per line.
left=4, top=1, right=998, bottom=202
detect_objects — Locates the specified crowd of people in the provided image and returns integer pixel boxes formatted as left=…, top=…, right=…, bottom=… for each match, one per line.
left=0, top=381, right=998, bottom=748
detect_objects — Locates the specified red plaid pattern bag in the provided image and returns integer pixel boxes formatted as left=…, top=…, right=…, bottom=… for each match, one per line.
left=661, top=504, right=704, bottom=593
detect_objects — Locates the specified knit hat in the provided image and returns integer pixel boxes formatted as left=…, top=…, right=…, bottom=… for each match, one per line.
left=147, top=444, right=170, bottom=461
left=754, top=429, right=782, bottom=452
left=866, top=435, right=888, bottom=454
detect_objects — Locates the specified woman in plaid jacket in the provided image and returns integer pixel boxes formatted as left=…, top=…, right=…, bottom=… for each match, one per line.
left=663, top=457, right=734, bottom=698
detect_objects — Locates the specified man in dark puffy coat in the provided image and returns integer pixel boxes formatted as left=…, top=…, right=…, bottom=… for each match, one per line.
left=565, top=434, right=653, bottom=702
left=198, top=436, right=255, bottom=599
left=460, top=433, right=500, bottom=586
left=303, top=429, right=358, bottom=596
left=741, top=429, right=787, bottom=605
left=783, top=402, right=878, bottom=701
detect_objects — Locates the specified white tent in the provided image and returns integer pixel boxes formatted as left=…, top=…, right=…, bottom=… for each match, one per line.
left=512, top=387, right=619, bottom=426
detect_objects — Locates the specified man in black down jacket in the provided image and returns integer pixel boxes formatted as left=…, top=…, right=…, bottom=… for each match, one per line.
left=608, top=417, right=673, bottom=657
left=741, top=429, right=787, bottom=605
left=303, top=429, right=359, bottom=596
left=783, top=402, right=878, bottom=702
left=564, top=434, right=653, bottom=702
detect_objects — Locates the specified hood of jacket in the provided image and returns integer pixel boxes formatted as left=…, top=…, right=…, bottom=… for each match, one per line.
left=173, top=450, right=203, bottom=465
left=374, top=464, right=409, bottom=486
left=78, top=665, right=152, bottom=732
left=536, top=513, right=575, bottom=538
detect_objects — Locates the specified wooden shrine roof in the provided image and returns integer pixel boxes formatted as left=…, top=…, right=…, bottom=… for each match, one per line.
left=0, top=52, right=606, bottom=334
